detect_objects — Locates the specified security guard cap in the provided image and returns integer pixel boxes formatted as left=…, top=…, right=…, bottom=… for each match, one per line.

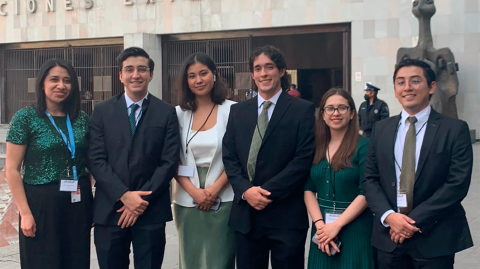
left=365, top=83, right=380, bottom=91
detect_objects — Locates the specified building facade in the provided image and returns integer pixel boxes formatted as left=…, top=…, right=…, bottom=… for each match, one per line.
left=0, top=0, right=479, bottom=136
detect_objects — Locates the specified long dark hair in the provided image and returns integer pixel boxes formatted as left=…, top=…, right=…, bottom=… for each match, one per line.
left=249, top=45, right=289, bottom=92
left=35, top=58, right=81, bottom=120
left=178, top=52, right=227, bottom=111
left=313, top=87, right=359, bottom=170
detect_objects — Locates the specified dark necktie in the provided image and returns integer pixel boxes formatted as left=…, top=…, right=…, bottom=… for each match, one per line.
left=399, top=116, right=417, bottom=214
left=129, top=103, right=140, bottom=136
left=247, top=101, right=272, bottom=181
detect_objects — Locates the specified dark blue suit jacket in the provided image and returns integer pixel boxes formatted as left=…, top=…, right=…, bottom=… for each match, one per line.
left=88, top=93, right=180, bottom=226
left=363, top=108, right=474, bottom=258
left=222, top=91, right=315, bottom=234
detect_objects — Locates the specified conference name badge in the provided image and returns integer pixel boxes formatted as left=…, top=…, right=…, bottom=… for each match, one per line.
left=71, top=186, right=81, bottom=203
left=397, top=192, right=408, bottom=208
left=178, top=165, right=195, bottom=177
left=60, top=179, right=78, bottom=192
left=325, top=209, right=344, bottom=224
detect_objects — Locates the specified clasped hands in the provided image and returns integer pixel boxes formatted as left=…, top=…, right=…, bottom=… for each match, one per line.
left=314, top=221, right=341, bottom=256
left=191, top=186, right=219, bottom=211
left=244, top=186, right=272, bottom=210
left=385, top=212, right=420, bottom=244
left=117, top=190, right=151, bottom=228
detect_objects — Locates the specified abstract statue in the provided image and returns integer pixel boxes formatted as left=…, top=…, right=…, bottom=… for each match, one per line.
left=396, top=0, right=459, bottom=118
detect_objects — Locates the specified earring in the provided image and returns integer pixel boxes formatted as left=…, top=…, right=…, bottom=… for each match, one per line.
left=214, top=75, right=217, bottom=82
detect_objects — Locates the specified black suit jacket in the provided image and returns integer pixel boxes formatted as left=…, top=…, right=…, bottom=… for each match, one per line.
left=363, top=108, right=473, bottom=258
left=88, top=93, right=180, bottom=226
left=222, top=91, right=315, bottom=234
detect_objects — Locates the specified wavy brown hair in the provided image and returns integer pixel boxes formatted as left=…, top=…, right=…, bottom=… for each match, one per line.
left=313, top=87, right=359, bottom=171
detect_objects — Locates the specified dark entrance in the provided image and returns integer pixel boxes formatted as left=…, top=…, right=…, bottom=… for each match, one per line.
left=163, top=38, right=252, bottom=105
left=162, top=24, right=351, bottom=107
left=0, top=42, right=123, bottom=123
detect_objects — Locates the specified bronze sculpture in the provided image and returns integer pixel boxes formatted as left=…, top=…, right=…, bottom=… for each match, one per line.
left=396, top=0, right=459, bottom=118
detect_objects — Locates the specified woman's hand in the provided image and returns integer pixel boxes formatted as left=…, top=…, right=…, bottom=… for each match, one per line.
left=191, top=188, right=215, bottom=210
left=316, top=222, right=342, bottom=243
left=319, top=239, right=341, bottom=256
left=205, top=185, right=221, bottom=200
left=21, top=213, right=36, bottom=237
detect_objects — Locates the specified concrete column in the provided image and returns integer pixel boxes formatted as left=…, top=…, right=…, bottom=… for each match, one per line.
left=123, top=33, right=163, bottom=99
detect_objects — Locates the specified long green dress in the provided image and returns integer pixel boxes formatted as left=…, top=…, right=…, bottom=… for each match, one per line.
left=305, top=135, right=375, bottom=269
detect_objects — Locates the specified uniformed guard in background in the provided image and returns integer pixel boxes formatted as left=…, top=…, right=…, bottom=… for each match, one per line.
left=358, top=83, right=389, bottom=137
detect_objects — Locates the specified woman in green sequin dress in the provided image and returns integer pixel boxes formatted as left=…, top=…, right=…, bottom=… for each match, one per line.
left=304, top=88, right=375, bottom=269
left=172, top=53, right=235, bottom=269
left=5, top=59, right=92, bottom=269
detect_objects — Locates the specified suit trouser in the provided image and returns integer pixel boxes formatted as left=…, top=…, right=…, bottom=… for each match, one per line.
left=235, top=227, right=307, bottom=269
left=94, top=222, right=166, bottom=269
left=376, top=240, right=455, bottom=269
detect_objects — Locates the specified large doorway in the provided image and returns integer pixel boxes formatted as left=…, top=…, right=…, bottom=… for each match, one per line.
left=162, top=24, right=351, bottom=107
left=0, top=40, right=123, bottom=123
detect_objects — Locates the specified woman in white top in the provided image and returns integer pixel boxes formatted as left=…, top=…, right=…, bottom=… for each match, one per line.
left=173, top=52, right=236, bottom=269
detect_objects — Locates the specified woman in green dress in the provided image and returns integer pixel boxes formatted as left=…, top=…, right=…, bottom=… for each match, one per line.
left=172, top=52, right=235, bottom=269
left=304, top=87, right=375, bottom=269
left=5, top=58, right=92, bottom=269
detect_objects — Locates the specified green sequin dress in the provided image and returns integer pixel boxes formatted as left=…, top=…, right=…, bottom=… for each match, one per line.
left=7, top=105, right=89, bottom=184
left=7, top=105, right=92, bottom=269
left=305, top=136, right=375, bottom=269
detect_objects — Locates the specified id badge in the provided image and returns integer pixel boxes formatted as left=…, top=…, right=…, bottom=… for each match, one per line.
left=60, top=179, right=78, bottom=192
left=325, top=209, right=344, bottom=224
left=178, top=165, right=195, bottom=177
left=397, top=192, right=408, bottom=208
left=71, top=186, right=81, bottom=203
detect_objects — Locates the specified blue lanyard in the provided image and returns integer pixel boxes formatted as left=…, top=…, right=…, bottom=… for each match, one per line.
left=45, top=110, right=77, bottom=180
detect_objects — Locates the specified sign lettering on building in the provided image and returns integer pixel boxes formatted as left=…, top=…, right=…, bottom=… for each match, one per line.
left=0, top=0, right=155, bottom=16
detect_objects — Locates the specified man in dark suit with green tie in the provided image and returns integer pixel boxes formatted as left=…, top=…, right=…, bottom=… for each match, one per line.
left=222, top=45, right=316, bottom=269
left=363, top=59, right=473, bottom=269
left=89, top=47, right=180, bottom=269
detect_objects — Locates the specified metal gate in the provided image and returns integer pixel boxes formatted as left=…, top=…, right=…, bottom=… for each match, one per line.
left=166, top=38, right=252, bottom=105
left=3, top=45, right=124, bottom=123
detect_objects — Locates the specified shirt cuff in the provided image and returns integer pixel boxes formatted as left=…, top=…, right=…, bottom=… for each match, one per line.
left=381, top=210, right=395, bottom=227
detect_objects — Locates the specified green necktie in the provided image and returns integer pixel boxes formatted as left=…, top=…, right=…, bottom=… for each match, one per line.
left=129, top=103, right=140, bottom=136
left=247, top=101, right=272, bottom=181
left=399, top=116, right=417, bottom=214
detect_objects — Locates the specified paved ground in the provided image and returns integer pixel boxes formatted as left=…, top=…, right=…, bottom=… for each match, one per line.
left=1, top=144, right=480, bottom=268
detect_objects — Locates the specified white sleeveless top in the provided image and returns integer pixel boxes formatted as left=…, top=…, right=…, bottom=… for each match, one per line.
left=188, top=125, right=217, bottom=168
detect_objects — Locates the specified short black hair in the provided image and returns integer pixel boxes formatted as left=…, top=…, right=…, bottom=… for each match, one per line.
left=393, top=59, right=436, bottom=87
left=290, top=84, right=297, bottom=89
left=178, top=52, right=227, bottom=111
left=35, top=58, right=81, bottom=120
left=117, top=47, right=155, bottom=73
left=249, top=45, right=289, bottom=91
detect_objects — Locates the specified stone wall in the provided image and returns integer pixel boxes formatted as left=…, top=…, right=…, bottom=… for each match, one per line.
left=1, top=0, right=479, bottom=133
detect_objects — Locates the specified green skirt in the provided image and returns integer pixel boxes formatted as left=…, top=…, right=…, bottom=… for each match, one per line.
left=173, top=167, right=235, bottom=269
left=307, top=206, right=375, bottom=269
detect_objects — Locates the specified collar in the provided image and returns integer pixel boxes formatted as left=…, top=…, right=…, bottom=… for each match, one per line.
left=125, top=91, right=149, bottom=108
left=257, top=89, right=282, bottom=109
left=400, top=105, right=431, bottom=126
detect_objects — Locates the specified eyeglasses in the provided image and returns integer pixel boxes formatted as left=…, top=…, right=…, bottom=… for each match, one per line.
left=395, top=77, right=423, bottom=88
left=323, top=106, right=350, bottom=115
left=123, top=66, right=150, bottom=74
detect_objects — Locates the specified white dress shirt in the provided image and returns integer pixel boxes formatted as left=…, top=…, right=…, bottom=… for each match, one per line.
left=125, top=92, right=149, bottom=126
left=257, top=89, right=282, bottom=120
left=380, top=105, right=431, bottom=226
